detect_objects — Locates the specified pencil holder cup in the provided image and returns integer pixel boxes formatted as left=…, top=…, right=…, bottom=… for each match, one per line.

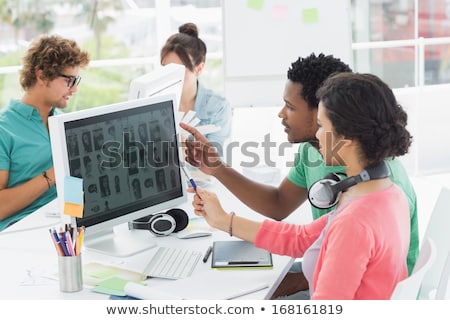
left=58, top=254, right=83, bottom=292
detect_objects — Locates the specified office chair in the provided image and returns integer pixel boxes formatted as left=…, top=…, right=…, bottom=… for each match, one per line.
left=434, top=250, right=450, bottom=299
left=391, top=237, right=436, bottom=300
left=419, top=186, right=450, bottom=298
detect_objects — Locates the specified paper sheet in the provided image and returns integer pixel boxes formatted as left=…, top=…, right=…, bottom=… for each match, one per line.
left=178, top=111, right=221, bottom=137
left=124, top=269, right=268, bottom=300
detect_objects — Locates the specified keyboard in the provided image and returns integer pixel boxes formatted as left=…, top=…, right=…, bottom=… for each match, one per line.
left=141, top=247, right=202, bottom=280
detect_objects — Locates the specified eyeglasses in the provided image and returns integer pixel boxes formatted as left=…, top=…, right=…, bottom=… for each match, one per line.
left=59, top=73, right=82, bottom=88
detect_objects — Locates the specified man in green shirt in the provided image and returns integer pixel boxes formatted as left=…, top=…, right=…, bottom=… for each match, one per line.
left=180, top=53, right=418, bottom=298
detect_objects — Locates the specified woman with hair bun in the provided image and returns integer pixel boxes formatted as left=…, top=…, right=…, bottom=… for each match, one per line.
left=161, top=22, right=232, bottom=155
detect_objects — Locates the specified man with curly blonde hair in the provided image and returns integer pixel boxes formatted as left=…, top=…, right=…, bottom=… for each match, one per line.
left=0, top=35, right=90, bottom=231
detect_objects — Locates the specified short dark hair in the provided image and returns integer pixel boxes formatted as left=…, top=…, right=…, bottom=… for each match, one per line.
left=317, top=72, right=412, bottom=164
left=287, top=53, right=351, bottom=109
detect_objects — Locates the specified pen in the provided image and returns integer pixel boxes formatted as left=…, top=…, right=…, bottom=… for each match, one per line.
left=65, top=230, right=75, bottom=256
left=49, top=228, right=64, bottom=256
left=203, top=245, right=212, bottom=263
left=59, top=228, right=70, bottom=256
left=228, top=261, right=259, bottom=265
left=181, top=166, right=198, bottom=192
left=72, top=227, right=78, bottom=252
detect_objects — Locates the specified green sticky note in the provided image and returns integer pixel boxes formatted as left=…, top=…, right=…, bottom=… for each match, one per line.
left=91, top=277, right=132, bottom=296
left=302, top=8, right=319, bottom=24
left=97, top=277, right=129, bottom=291
left=92, top=285, right=125, bottom=296
left=87, top=268, right=118, bottom=279
left=248, top=0, right=264, bottom=10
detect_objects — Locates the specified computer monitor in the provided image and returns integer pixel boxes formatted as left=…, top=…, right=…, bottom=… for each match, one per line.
left=49, top=94, right=187, bottom=257
left=128, top=63, right=185, bottom=109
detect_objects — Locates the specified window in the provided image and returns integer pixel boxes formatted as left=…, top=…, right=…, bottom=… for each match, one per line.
left=1, top=0, right=449, bottom=111
left=0, top=0, right=223, bottom=111
left=352, top=0, right=450, bottom=88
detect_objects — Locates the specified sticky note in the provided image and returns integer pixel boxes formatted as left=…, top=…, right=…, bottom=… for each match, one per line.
left=97, top=277, right=129, bottom=291
left=272, top=4, right=288, bottom=19
left=83, top=262, right=143, bottom=287
left=87, top=267, right=118, bottom=280
left=302, top=8, right=319, bottom=24
left=91, top=285, right=125, bottom=296
left=64, top=176, right=83, bottom=204
left=248, top=0, right=264, bottom=11
left=64, top=202, right=83, bottom=218
left=64, top=176, right=84, bottom=217
left=92, top=278, right=144, bottom=297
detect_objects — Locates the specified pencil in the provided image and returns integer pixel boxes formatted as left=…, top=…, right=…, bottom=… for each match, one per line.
left=76, top=226, right=85, bottom=256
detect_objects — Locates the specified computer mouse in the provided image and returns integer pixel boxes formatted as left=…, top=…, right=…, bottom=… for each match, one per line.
left=176, top=229, right=212, bottom=239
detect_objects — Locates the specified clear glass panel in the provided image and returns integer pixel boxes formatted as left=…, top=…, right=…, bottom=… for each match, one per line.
left=0, top=0, right=225, bottom=109
left=168, top=1, right=224, bottom=94
left=353, top=47, right=415, bottom=89
left=352, top=0, right=415, bottom=42
left=170, top=0, right=221, bottom=8
left=0, top=73, right=23, bottom=108
left=2, top=0, right=450, bottom=109
left=419, top=0, right=450, bottom=38
left=425, top=44, right=450, bottom=85
left=66, top=64, right=158, bottom=112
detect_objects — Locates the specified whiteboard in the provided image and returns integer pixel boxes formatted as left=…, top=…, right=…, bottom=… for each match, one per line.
left=223, top=0, right=353, bottom=107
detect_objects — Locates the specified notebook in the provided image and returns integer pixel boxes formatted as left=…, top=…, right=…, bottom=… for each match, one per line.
left=211, top=240, right=273, bottom=269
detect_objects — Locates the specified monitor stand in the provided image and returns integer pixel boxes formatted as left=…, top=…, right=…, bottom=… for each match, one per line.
left=83, top=228, right=157, bottom=257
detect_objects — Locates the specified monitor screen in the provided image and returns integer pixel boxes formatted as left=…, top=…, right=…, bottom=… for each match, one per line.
left=49, top=94, right=187, bottom=257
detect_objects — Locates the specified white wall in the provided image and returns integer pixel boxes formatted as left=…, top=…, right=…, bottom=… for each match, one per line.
left=228, top=84, right=450, bottom=178
left=223, top=0, right=352, bottom=108
left=394, top=84, right=450, bottom=176
left=227, top=106, right=295, bottom=176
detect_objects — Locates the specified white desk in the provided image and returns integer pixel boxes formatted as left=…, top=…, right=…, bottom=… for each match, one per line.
left=0, top=181, right=311, bottom=300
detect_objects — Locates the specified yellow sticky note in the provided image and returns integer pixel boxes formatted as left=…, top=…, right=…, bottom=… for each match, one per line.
left=302, top=8, right=319, bottom=24
left=64, top=201, right=83, bottom=218
left=248, top=0, right=264, bottom=10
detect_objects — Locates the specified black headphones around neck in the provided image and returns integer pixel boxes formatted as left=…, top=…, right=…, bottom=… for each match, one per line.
left=307, top=161, right=390, bottom=209
left=128, top=208, right=189, bottom=236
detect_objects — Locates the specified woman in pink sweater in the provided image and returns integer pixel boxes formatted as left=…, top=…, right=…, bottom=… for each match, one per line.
left=191, top=72, right=412, bottom=300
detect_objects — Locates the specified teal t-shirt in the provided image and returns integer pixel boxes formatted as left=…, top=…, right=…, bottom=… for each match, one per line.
left=0, top=100, right=57, bottom=231
left=288, top=142, right=419, bottom=275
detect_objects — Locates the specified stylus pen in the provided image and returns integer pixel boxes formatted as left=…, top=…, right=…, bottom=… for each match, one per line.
left=181, top=166, right=198, bottom=193
left=203, top=246, right=213, bottom=263
left=228, top=261, right=259, bottom=265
